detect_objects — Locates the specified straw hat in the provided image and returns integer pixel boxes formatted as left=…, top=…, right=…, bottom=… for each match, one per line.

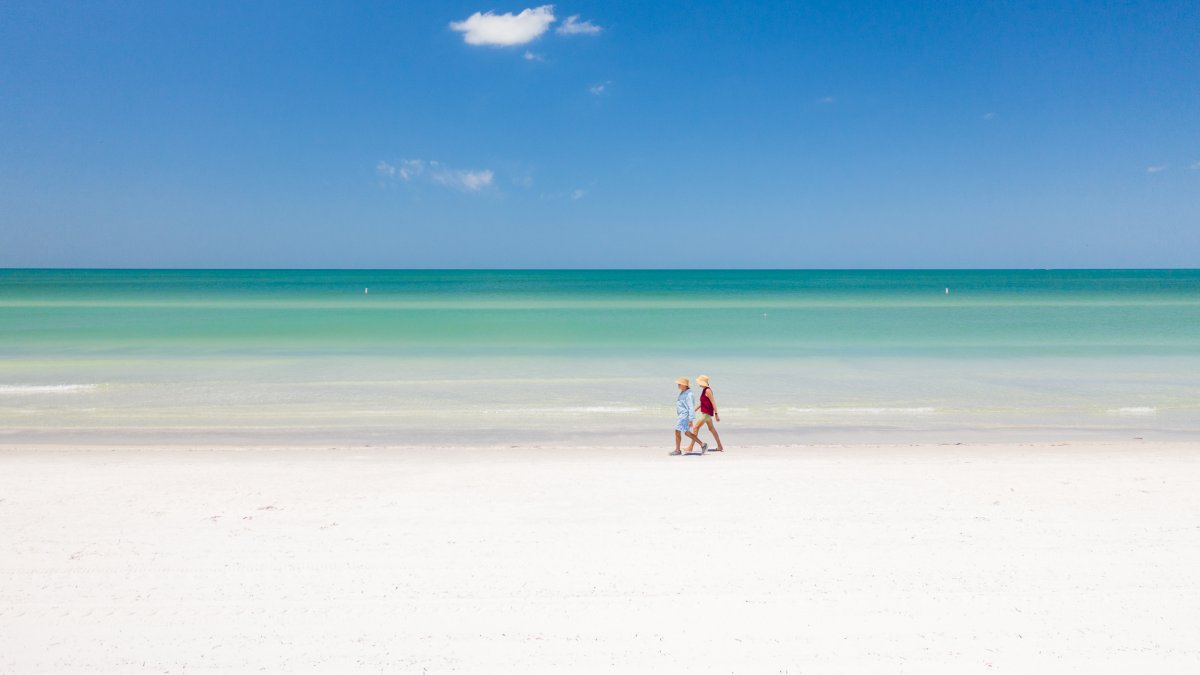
left=696, top=375, right=710, bottom=387
left=675, top=377, right=690, bottom=387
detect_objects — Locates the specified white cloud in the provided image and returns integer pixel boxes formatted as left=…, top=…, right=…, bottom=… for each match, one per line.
left=589, top=81, right=611, bottom=95
left=571, top=189, right=586, bottom=199
left=817, top=96, right=835, bottom=104
left=983, top=112, right=996, bottom=121
left=399, top=159, right=425, bottom=179
left=378, top=159, right=426, bottom=180
left=1191, top=161, right=1200, bottom=171
left=557, top=15, right=602, bottom=35
left=450, top=5, right=555, bottom=46
left=378, top=159, right=493, bottom=192
left=432, top=167, right=495, bottom=191
left=523, top=50, right=542, bottom=61
left=1146, top=165, right=1168, bottom=174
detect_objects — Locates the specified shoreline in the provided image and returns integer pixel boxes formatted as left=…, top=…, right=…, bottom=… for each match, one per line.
left=0, top=438, right=1193, bottom=452
left=2, top=411, right=1196, bottom=450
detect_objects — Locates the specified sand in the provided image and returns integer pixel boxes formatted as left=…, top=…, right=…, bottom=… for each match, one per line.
left=2, top=442, right=1198, bottom=673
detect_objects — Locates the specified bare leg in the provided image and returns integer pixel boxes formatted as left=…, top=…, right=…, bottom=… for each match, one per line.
left=705, top=418, right=723, bottom=451
left=686, top=417, right=700, bottom=449
left=674, top=430, right=682, bottom=452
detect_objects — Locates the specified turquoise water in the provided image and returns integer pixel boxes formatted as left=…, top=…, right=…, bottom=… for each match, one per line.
left=2, top=269, right=1198, bottom=444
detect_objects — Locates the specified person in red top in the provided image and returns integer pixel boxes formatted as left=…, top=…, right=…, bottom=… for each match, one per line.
left=690, top=374, right=724, bottom=452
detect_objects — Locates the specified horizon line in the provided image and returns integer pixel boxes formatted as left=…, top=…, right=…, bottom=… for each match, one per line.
left=2, top=266, right=1199, bottom=273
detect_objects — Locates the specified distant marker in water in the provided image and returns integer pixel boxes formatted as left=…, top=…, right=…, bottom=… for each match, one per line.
left=364, top=288, right=369, bottom=294
left=945, top=287, right=949, bottom=295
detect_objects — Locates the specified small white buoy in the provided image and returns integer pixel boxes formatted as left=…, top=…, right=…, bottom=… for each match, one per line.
left=945, top=287, right=949, bottom=295
left=364, top=288, right=369, bottom=294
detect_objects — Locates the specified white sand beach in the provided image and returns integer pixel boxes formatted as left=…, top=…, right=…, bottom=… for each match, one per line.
left=2, top=442, right=1198, bottom=673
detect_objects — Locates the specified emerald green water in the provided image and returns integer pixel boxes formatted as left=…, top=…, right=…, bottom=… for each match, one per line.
left=2, top=269, right=1198, bottom=444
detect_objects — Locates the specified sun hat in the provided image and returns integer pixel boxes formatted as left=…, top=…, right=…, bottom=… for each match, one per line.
left=676, top=377, right=690, bottom=387
left=696, top=375, right=710, bottom=387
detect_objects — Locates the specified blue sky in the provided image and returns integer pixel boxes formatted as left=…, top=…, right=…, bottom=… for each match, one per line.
left=2, top=1, right=1197, bottom=268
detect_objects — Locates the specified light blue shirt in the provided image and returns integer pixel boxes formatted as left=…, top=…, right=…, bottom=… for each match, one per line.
left=676, top=389, right=695, bottom=420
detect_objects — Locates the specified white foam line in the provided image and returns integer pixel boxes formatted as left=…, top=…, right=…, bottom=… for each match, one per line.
left=484, top=406, right=645, bottom=415
left=1109, top=407, right=1157, bottom=416
left=562, top=406, right=642, bottom=414
left=0, top=384, right=99, bottom=395
left=788, top=407, right=938, bottom=416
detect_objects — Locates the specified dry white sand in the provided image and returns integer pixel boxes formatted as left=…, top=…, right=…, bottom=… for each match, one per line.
left=2, top=442, right=1199, bottom=673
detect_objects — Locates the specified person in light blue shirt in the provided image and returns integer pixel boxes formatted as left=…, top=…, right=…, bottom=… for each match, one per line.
left=670, top=377, right=707, bottom=456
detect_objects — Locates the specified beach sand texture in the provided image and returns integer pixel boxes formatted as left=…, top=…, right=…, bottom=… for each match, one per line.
left=3, top=442, right=1198, bottom=673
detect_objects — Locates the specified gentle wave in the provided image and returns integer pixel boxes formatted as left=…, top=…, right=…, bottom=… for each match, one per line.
left=1109, top=407, right=1157, bottom=416
left=484, top=406, right=645, bottom=415
left=0, top=384, right=98, bottom=394
left=788, top=406, right=938, bottom=416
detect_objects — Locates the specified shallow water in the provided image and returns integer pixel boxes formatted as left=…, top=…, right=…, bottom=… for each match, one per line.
left=2, top=269, right=1198, bottom=445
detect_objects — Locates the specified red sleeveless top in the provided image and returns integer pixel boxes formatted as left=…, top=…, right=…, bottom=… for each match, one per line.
left=700, top=387, right=715, bottom=415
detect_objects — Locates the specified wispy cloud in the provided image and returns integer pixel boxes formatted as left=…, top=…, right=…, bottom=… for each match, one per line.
left=1146, top=165, right=1168, bottom=174
left=523, top=50, right=542, bottom=61
left=433, top=168, right=495, bottom=191
left=589, top=81, right=611, bottom=96
left=557, top=15, right=602, bottom=35
left=983, top=112, right=996, bottom=121
left=1191, top=161, right=1200, bottom=171
left=450, top=5, right=555, bottom=46
left=817, top=96, right=835, bottom=105
left=377, top=159, right=426, bottom=180
left=571, top=189, right=586, bottom=199
left=397, top=159, right=424, bottom=179
left=378, top=159, right=494, bottom=192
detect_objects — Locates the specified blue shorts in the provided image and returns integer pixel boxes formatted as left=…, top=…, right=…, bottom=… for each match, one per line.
left=675, top=416, right=694, bottom=432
